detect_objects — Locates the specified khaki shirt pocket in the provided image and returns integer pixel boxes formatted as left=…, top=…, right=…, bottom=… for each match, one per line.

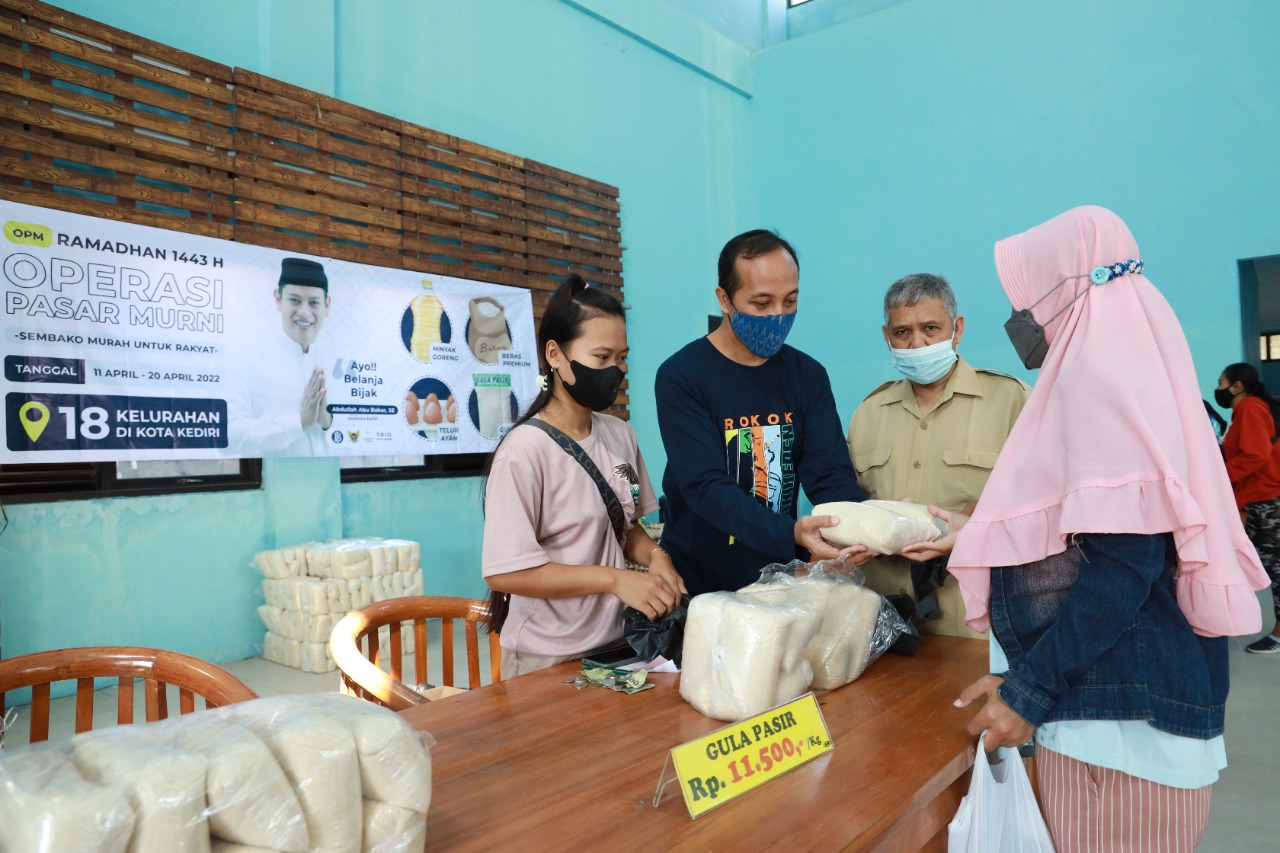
left=940, top=446, right=1000, bottom=507
left=853, top=446, right=892, bottom=475
left=852, top=446, right=892, bottom=497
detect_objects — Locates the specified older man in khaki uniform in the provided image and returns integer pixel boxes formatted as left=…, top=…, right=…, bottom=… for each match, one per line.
left=848, top=273, right=1029, bottom=638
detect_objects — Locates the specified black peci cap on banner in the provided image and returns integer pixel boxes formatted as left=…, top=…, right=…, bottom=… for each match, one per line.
left=278, top=257, right=328, bottom=292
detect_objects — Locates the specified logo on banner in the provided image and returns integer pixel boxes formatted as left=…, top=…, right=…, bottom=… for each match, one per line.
left=4, top=221, right=51, bottom=247
left=331, top=431, right=344, bottom=444
left=347, top=430, right=360, bottom=443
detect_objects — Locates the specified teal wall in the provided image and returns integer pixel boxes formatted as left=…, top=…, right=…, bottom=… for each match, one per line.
left=3, top=0, right=1277, bottom=665
left=341, top=478, right=484, bottom=601
left=1, top=458, right=341, bottom=662
left=0, top=0, right=751, bottom=663
left=750, top=0, right=1280, bottom=425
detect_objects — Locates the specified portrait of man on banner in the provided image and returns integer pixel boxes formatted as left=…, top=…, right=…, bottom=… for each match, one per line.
left=224, top=257, right=335, bottom=457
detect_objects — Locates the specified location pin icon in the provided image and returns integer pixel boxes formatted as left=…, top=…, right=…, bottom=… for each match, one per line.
left=19, top=401, right=50, bottom=443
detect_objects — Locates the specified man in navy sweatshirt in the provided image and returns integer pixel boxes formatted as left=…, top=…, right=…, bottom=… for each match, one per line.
left=655, top=229, right=870, bottom=595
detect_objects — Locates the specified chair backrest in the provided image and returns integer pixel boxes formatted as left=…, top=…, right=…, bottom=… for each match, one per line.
left=330, top=595, right=500, bottom=711
left=0, top=646, right=258, bottom=745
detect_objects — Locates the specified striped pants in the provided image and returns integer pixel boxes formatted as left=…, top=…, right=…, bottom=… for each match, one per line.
left=1037, top=746, right=1212, bottom=852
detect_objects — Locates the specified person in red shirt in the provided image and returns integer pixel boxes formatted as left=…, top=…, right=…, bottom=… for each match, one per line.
left=1217, top=362, right=1280, bottom=653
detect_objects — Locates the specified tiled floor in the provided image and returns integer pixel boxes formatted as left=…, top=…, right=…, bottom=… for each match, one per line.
left=1199, top=596, right=1278, bottom=851
left=2, top=606, right=1274, bottom=850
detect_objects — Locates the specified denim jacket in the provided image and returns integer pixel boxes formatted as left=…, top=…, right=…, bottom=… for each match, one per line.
left=990, top=532, right=1228, bottom=739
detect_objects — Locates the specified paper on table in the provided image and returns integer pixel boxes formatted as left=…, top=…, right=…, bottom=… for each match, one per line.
left=618, top=656, right=679, bottom=673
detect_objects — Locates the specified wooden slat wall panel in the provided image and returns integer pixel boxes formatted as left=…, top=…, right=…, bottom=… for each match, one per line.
left=522, top=159, right=623, bottom=295
left=0, top=0, right=627, bottom=420
left=399, top=123, right=533, bottom=288
left=230, top=68, right=404, bottom=269
left=0, top=0, right=235, bottom=238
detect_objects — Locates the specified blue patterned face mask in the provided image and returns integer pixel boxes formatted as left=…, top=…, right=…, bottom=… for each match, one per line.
left=729, top=305, right=796, bottom=359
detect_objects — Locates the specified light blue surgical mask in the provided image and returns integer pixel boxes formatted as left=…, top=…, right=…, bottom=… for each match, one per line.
left=729, top=306, right=796, bottom=360
left=890, top=337, right=957, bottom=385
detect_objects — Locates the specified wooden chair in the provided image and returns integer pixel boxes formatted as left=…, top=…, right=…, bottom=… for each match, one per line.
left=330, top=595, right=500, bottom=711
left=0, top=646, right=258, bottom=745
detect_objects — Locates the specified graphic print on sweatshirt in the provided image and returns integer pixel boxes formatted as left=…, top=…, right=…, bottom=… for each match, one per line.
left=723, top=414, right=796, bottom=515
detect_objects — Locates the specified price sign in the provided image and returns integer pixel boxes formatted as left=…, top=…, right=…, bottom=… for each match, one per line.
left=670, top=693, right=832, bottom=818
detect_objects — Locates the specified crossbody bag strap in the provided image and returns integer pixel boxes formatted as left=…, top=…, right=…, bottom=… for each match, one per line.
left=526, top=418, right=627, bottom=546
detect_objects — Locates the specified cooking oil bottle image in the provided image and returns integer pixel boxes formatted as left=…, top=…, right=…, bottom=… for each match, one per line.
left=409, top=279, right=444, bottom=361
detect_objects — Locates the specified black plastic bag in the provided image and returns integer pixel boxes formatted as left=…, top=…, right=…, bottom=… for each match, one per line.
left=623, top=594, right=690, bottom=666
left=883, top=593, right=922, bottom=656
left=909, top=555, right=950, bottom=622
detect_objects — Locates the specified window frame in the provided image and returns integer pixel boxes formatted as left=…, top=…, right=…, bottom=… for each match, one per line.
left=1260, top=331, right=1280, bottom=363
left=339, top=453, right=489, bottom=484
left=0, top=449, right=488, bottom=501
left=0, top=459, right=263, bottom=504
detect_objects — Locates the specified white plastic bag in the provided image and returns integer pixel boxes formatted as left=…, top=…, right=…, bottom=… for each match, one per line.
left=679, top=592, right=821, bottom=721
left=811, top=500, right=940, bottom=554
left=737, top=569, right=886, bottom=690
left=0, top=694, right=432, bottom=853
left=948, top=735, right=1055, bottom=853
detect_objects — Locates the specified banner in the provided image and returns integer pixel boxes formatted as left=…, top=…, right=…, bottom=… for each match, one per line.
left=1, top=200, right=538, bottom=461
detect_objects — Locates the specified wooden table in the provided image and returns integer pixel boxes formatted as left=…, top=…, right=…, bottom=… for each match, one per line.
left=400, top=635, right=988, bottom=852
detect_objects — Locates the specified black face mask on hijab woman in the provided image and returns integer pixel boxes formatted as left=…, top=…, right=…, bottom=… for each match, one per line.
left=1004, top=309, right=1050, bottom=370
left=560, top=360, right=624, bottom=411
left=1003, top=260, right=1144, bottom=370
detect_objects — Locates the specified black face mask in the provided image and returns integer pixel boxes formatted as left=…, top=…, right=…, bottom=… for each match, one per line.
left=1004, top=310, right=1049, bottom=370
left=1214, top=387, right=1236, bottom=409
left=1003, top=259, right=1145, bottom=371
left=560, top=359, right=623, bottom=411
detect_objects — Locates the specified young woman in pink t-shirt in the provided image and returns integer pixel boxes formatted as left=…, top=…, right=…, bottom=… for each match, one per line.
left=482, top=275, right=685, bottom=677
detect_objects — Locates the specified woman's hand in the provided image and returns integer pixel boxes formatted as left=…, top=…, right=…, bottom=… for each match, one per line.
left=954, top=674, right=1034, bottom=749
left=611, top=569, right=679, bottom=620
left=646, top=548, right=688, bottom=597
left=838, top=544, right=875, bottom=566
left=899, top=506, right=969, bottom=561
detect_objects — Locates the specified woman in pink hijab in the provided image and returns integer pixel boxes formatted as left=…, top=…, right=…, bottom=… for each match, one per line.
left=903, top=206, right=1268, bottom=851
